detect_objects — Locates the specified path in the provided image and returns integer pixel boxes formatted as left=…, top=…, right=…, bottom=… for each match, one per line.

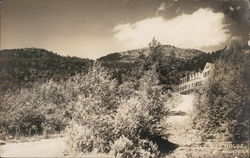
left=165, top=94, right=201, bottom=157
left=0, top=137, right=66, bottom=157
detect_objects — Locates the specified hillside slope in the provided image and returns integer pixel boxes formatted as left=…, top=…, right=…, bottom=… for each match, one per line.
left=0, top=48, right=93, bottom=93
left=0, top=45, right=223, bottom=94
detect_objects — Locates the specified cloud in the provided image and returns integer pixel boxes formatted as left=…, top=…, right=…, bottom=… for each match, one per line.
left=113, top=8, right=234, bottom=52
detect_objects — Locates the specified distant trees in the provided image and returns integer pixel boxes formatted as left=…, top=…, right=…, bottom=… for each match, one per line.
left=0, top=48, right=93, bottom=94
left=193, top=45, right=250, bottom=142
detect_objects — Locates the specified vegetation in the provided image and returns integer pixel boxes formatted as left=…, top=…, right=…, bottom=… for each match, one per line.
left=0, top=48, right=93, bottom=94
left=65, top=55, right=169, bottom=157
left=0, top=80, right=72, bottom=137
left=0, top=43, right=223, bottom=94
left=193, top=45, right=250, bottom=143
left=0, top=41, right=171, bottom=157
left=0, top=41, right=249, bottom=157
left=100, top=39, right=224, bottom=92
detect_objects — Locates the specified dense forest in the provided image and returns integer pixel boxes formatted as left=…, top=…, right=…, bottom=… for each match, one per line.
left=0, top=48, right=93, bottom=94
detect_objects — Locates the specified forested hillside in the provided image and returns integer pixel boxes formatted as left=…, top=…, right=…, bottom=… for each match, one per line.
left=0, top=43, right=226, bottom=95
left=0, top=42, right=231, bottom=95
left=0, top=48, right=93, bottom=94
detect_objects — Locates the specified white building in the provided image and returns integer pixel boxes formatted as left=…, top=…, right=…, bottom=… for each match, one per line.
left=179, top=62, right=214, bottom=94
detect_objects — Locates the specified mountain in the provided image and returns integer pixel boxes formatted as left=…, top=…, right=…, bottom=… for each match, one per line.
left=98, top=45, right=205, bottom=63
left=0, top=48, right=93, bottom=93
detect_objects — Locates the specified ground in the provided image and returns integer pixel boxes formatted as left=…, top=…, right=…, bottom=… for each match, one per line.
left=0, top=137, right=66, bottom=157
left=163, top=94, right=202, bottom=157
left=166, top=94, right=197, bottom=146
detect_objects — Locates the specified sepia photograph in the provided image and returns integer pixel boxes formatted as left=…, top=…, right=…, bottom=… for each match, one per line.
left=0, top=0, right=249, bottom=157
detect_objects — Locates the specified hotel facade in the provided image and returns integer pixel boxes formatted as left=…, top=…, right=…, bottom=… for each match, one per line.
left=179, top=62, right=214, bottom=94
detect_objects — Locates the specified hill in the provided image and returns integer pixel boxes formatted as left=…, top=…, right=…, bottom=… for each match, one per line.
left=98, top=45, right=205, bottom=63
left=0, top=48, right=93, bottom=93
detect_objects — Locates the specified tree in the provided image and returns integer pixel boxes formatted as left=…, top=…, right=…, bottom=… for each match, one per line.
left=193, top=45, right=250, bottom=142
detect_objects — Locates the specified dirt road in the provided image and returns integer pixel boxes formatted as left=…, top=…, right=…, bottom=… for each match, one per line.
left=166, top=94, right=199, bottom=145
left=0, top=137, right=66, bottom=157
left=0, top=137, right=111, bottom=157
left=166, top=94, right=202, bottom=157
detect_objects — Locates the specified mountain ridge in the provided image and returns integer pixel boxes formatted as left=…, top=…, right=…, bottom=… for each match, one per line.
left=98, top=45, right=205, bottom=63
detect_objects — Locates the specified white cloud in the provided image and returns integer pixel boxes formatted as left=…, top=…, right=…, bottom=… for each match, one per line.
left=113, top=8, right=232, bottom=51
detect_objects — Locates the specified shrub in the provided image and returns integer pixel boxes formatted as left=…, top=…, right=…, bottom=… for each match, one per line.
left=66, top=63, right=119, bottom=153
left=110, top=136, right=134, bottom=158
left=66, top=64, right=168, bottom=156
left=135, top=139, right=160, bottom=158
left=0, top=79, right=72, bottom=137
left=66, top=123, right=95, bottom=154
left=110, top=136, right=160, bottom=158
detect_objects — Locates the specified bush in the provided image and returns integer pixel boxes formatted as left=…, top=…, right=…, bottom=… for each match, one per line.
left=66, top=123, right=95, bottom=154
left=135, top=139, right=160, bottom=158
left=110, top=136, right=134, bottom=157
left=0, top=79, right=73, bottom=137
left=66, top=64, right=168, bottom=156
left=110, top=136, right=160, bottom=158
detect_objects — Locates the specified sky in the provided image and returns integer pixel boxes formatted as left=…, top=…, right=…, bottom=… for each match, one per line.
left=1, top=0, right=249, bottom=59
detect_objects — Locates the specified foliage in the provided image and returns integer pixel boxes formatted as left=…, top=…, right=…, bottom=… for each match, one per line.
left=113, top=68, right=168, bottom=139
left=110, top=136, right=134, bottom=157
left=0, top=80, right=73, bottom=137
left=110, top=136, right=160, bottom=158
left=65, top=62, right=168, bottom=157
left=66, top=123, right=95, bottom=153
left=98, top=39, right=225, bottom=93
left=2, top=40, right=246, bottom=156
left=193, top=45, right=250, bottom=143
left=0, top=42, right=224, bottom=97
left=0, top=48, right=93, bottom=94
